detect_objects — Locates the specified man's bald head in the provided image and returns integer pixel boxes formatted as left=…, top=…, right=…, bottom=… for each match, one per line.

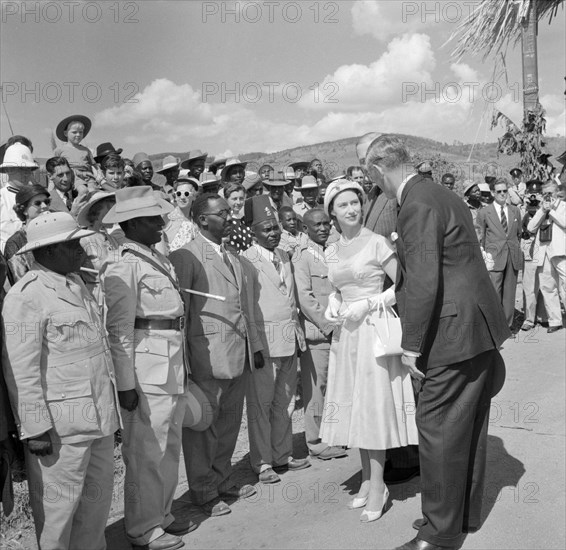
left=356, top=132, right=382, bottom=163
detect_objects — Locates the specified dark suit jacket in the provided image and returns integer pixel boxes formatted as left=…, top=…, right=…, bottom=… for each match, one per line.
left=476, top=203, right=522, bottom=271
left=395, top=175, right=510, bottom=369
left=170, top=233, right=262, bottom=381
left=364, top=191, right=397, bottom=237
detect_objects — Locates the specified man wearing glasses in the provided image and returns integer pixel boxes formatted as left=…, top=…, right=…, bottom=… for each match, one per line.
left=170, top=194, right=263, bottom=518
left=476, top=178, right=523, bottom=329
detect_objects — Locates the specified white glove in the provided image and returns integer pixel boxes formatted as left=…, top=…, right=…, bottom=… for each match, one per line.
left=367, top=287, right=396, bottom=311
left=324, top=292, right=343, bottom=322
left=481, top=248, right=495, bottom=271
left=340, top=300, right=370, bottom=323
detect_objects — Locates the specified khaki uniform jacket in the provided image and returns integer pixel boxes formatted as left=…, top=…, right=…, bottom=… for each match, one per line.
left=101, top=239, right=186, bottom=395
left=292, top=239, right=334, bottom=345
left=169, top=233, right=263, bottom=381
left=241, top=245, right=306, bottom=358
left=2, top=263, right=120, bottom=444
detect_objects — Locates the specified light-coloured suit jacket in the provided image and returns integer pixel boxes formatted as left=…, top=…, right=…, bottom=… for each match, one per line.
left=476, top=203, right=522, bottom=271
left=527, top=200, right=566, bottom=261
left=169, top=233, right=263, bottom=381
left=241, top=244, right=306, bottom=358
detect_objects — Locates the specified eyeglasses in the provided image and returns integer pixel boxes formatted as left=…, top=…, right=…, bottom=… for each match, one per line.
left=204, top=209, right=231, bottom=219
left=494, top=190, right=508, bottom=194
left=175, top=191, right=194, bottom=197
left=30, top=198, right=51, bottom=207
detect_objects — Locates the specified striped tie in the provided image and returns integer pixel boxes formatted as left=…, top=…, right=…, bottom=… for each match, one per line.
left=500, top=206, right=508, bottom=234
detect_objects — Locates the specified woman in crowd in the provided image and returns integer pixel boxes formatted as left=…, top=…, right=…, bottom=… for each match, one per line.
left=4, top=184, right=51, bottom=284
left=320, top=179, right=418, bottom=523
left=224, top=182, right=253, bottom=253
left=164, top=176, right=199, bottom=252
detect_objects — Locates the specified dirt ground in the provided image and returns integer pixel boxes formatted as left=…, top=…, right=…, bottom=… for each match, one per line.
left=3, top=290, right=565, bottom=549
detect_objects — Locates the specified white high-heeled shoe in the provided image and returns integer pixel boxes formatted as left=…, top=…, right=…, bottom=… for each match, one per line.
left=347, top=495, right=368, bottom=510
left=360, top=488, right=389, bottom=523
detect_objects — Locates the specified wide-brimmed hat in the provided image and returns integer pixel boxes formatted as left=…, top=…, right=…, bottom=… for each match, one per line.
left=0, top=144, right=38, bottom=172
left=103, top=186, right=173, bottom=224
left=76, top=191, right=116, bottom=227
left=263, top=175, right=289, bottom=187
left=220, top=159, right=247, bottom=181
left=18, top=212, right=95, bottom=254
left=463, top=180, right=479, bottom=196
left=180, top=150, right=208, bottom=169
left=323, top=179, right=364, bottom=216
left=208, top=157, right=227, bottom=173
left=132, top=152, right=152, bottom=169
left=56, top=114, right=92, bottom=142
left=94, top=142, right=123, bottom=164
left=198, top=171, right=220, bottom=188
left=295, top=175, right=319, bottom=191
left=280, top=166, right=296, bottom=180
left=15, top=184, right=49, bottom=206
left=242, top=172, right=263, bottom=191
left=174, top=176, right=199, bottom=192
left=156, top=155, right=180, bottom=174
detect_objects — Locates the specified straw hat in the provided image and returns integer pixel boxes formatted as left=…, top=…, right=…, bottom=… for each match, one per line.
left=180, top=150, right=208, bottom=169
left=0, top=144, right=38, bottom=172
left=463, top=180, right=479, bottom=196
left=56, top=115, right=92, bottom=142
left=76, top=191, right=116, bottom=227
left=156, top=155, right=180, bottom=173
left=323, top=179, right=364, bottom=216
left=220, top=159, right=247, bottom=181
left=102, top=186, right=173, bottom=224
left=18, top=212, right=95, bottom=254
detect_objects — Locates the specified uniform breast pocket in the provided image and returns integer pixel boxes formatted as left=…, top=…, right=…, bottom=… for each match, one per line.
left=311, top=273, right=331, bottom=296
left=134, top=335, right=170, bottom=385
left=140, top=276, right=181, bottom=312
left=45, top=379, right=99, bottom=438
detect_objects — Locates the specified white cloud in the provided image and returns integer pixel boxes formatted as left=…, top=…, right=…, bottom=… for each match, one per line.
left=300, top=33, right=436, bottom=111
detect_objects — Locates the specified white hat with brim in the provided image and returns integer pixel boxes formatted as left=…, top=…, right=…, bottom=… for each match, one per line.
left=180, top=150, right=208, bottom=169
left=478, top=183, right=491, bottom=193
left=76, top=191, right=116, bottom=228
left=295, top=175, right=319, bottom=191
left=156, top=155, right=180, bottom=174
left=463, top=180, right=479, bottom=196
left=220, top=159, right=247, bottom=181
left=102, top=186, right=173, bottom=224
left=0, top=143, right=39, bottom=172
left=323, top=179, right=364, bottom=216
left=18, top=212, right=95, bottom=254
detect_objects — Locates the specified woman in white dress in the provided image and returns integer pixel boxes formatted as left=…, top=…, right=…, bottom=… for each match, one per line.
left=164, top=177, right=198, bottom=252
left=320, top=180, right=418, bottom=522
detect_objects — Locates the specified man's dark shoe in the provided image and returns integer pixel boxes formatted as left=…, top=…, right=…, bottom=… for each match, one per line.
left=384, top=465, right=420, bottom=485
left=132, top=532, right=184, bottom=550
left=220, top=484, right=257, bottom=499
left=165, top=520, right=198, bottom=536
left=547, top=326, right=563, bottom=333
left=200, top=497, right=231, bottom=517
left=273, top=457, right=311, bottom=472
left=394, top=537, right=455, bottom=550
left=310, top=446, right=348, bottom=460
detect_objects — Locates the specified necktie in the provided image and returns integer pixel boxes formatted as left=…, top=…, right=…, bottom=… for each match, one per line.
left=65, top=193, right=73, bottom=211
left=221, top=246, right=237, bottom=281
left=272, top=254, right=287, bottom=289
left=500, top=206, right=508, bottom=234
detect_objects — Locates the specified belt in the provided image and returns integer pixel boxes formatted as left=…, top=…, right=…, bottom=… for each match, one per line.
left=134, top=316, right=185, bottom=331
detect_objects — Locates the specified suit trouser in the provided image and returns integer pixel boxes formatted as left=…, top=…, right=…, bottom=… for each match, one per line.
left=246, top=354, right=297, bottom=473
left=121, top=391, right=186, bottom=546
left=490, top=255, right=518, bottom=326
left=26, top=434, right=114, bottom=550
left=522, top=260, right=547, bottom=324
left=550, top=256, right=566, bottom=307
left=300, top=344, right=329, bottom=454
left=183, top=375, right=246, bottom=505
left=538, top=255, right=563, bottom=326
left=417, top=349, right=500, bottom=548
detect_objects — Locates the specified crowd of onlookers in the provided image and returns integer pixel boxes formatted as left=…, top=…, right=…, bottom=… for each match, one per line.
left=0, top=117, right=564, bottom=550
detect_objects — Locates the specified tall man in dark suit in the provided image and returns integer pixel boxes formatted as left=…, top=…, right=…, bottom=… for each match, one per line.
left=170, top=194, right=263, bottom=517
left=366, top=135, right=509, bottom=550
left=46, top=156, right=75, bottom=213
left=476, top=178, right=523, bottom=329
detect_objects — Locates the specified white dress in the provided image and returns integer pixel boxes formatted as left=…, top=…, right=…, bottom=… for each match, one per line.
left=319, top=228, right=418, bottom=450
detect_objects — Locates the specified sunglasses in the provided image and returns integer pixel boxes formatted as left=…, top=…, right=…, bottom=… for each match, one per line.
left=175, top=191, right=193, bottom=197
left=30, top=198, right=51, bottom=207
left=494, top=190, right=508, bottom=194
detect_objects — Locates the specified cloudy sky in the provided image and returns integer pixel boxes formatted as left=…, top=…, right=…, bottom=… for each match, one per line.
left=1, top=0, right=565, bottom=159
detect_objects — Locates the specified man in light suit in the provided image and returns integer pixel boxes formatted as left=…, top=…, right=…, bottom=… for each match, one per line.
left=241, top=194, right=310, bottom=484
left=102, top=187, right=189, bottom=550
left=366, top=135, right=509, bottom=550
left=2, top=212, right=120, bottom=550
left=476, top=178, right=523, bottom=329
left=169, top=194, right=263, bottom=517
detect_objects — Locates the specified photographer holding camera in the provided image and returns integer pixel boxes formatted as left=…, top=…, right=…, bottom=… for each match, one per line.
left=525, top=181, right=565, bottom=333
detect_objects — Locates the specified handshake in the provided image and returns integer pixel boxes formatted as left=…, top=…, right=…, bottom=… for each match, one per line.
left=324, top=288, right=396, bottom=324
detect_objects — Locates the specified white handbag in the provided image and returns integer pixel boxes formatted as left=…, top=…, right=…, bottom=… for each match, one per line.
left=372, top=299, right=404, bottom=358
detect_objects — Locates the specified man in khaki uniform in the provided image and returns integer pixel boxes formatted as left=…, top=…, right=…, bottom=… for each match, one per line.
left=101, top=187, right=189, bottom=550
left=292, top=209, right=347, bottom=461
left=2, top=212, right=120, bottom=550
